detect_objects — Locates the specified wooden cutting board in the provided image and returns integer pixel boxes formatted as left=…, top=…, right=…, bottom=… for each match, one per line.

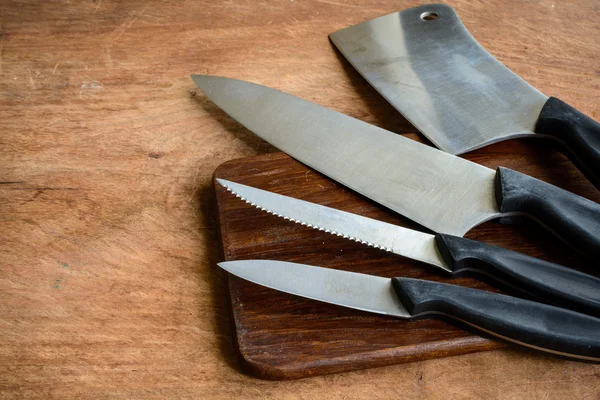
left=213, top=135, right=599, bottom=380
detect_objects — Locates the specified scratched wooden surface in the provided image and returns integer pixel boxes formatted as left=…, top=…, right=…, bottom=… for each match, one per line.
left=211, top=150, right=540, bottom=379
left=1, top=0, right=599, bottom=398
left=214, top=138, right=600, bottom=379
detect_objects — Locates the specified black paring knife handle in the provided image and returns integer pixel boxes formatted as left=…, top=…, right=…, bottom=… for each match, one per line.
left=495, top=166, right=600, bottom=259
left=435, top=233, right=600, bottom=317
left=391, top=277, right=600, bottom=361
left=536, top=97, right=600, bottom=187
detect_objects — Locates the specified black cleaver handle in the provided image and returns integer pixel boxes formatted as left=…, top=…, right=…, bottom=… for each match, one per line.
left=536, top=97, right=600, bottom=186
left=392, top=277, right=600, bottom=362
left=495, top=166, right=600, bottom=259
left=435, top=233, right=600, bottom=317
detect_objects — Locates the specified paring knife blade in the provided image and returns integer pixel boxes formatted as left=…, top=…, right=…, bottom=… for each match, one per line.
left=217, top=178, right=600, bottom=316
left=192, top=75, right=600, bottom=258
left=218, top=260, right=600, bottom=361
left=329, top=3, right=600, bottom=185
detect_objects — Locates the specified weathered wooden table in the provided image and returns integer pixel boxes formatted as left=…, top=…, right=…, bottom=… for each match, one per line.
left=1, top=0, right=598, bottom=398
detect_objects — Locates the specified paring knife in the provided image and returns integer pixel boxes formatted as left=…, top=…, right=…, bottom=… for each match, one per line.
left=219, top=260, right=600, bottom=361
left=192, top=75, right=600, bottom=258
left=329, top=4, right=600, bottom=185
left=217, top=178, right=600, bottom=316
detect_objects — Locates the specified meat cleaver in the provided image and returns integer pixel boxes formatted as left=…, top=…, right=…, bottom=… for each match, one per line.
left=329, top=4, right=600, bottom=185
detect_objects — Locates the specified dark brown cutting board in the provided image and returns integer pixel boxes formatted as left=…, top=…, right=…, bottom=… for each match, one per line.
left=213, top=135, right=600, bottom=380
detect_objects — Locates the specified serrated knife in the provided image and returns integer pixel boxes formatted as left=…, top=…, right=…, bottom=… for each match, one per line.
left=192, top=75, right=600, bottom=258
left=218, top=260, right=600, bottom=361
left=329, top=4, right=600, bottom=185
left=217, top=178, right=600, bottom=316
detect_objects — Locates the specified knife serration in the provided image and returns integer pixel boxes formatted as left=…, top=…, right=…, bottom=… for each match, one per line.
left=217, top=178, right=449, bottom=271
left=193, top=75, right=500, bottom=237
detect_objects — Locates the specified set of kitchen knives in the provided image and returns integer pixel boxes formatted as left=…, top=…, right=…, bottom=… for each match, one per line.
left=193, top=4, right=600, bottom=361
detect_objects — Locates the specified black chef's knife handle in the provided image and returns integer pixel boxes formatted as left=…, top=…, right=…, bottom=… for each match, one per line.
left=392, top=277, right=600, bottom=362
left=434, top=233, right=600, bottom=317
left=535, top=97, right=600, bottom=187
left=495, top=166, right=600, bottom=259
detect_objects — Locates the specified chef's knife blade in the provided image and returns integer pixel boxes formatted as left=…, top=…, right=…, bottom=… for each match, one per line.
left=217, top=178, right=600, bottom=316
left=195, top=74, right=498, bottom=235
left=218, top=260, right=600, bottom=361
left=329, top=4, right=600, bottom=185
left=193, top=75, right=600, bottom=258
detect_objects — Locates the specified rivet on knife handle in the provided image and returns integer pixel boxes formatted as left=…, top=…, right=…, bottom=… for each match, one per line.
left=535, top=97, right=600, bottom=186
left=435, top=233, right=600, bottom=316
left=495, top=166, right=600, bottom=258
left=392, top=277, right=600, bottom=362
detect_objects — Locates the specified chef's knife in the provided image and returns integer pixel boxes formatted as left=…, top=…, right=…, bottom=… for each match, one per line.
left=217, top=178, right=600, bottom=316
left=219, top=260, right=600, bottom=361
left=192, top=75, right=600, bottom=258
left=329, top=4, right=600, bottom=185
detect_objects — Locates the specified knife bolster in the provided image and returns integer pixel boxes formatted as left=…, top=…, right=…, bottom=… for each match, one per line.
left=535, top=97, right=600, bottom=187
left=391, top=277, right=600, bottom=361
left=494, top=166, right=600, bottom=258
left=434, top=233, right=600, bottom=316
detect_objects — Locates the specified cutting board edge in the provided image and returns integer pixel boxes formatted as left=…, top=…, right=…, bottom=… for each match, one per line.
left=209, top=152, right=599, bottom=380
left=212, top=160, right=506, bottom=380
left=232, top=330, right=504, bottom=380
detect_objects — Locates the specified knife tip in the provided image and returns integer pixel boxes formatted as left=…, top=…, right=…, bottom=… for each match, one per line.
left=217, top=260, right=250, bottom=276
left=215, top=178, right=229, bottom=188
left=190, top=74, right=218, bottom=91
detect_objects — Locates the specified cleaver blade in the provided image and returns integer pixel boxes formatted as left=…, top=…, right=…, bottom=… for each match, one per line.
left=329, top=4, right=600, bottom=184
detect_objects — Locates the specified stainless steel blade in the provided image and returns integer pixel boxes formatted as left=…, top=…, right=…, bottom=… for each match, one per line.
left=217, top=178, right=450, bottom=271
left=193, top=75, right=500, bottom=236
left=329, top=4, right=549, bottom=154
left=218, top=260, right=409, bottom=318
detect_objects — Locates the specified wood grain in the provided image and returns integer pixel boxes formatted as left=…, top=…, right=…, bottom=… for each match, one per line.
left=214, top=136, right=600, bottom=379
left=1, top=0, right=599, bottom=398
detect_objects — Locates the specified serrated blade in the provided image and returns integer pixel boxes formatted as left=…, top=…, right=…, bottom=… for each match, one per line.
left=217, top=178, right=449, bottom=271
left=329, top=4, right=548, bottom=154
left=193, top=75, right=500, bottom=236
left=218, top=260, right=410, bottom=318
